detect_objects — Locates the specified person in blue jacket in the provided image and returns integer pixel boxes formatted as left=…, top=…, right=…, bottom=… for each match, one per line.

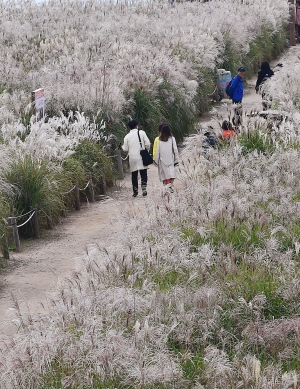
left=229, top=67, right=245, bottom=104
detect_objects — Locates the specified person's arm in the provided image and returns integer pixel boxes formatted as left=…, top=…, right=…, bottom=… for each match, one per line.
left=155, top=140, right=160, bottom=164
left=255, top=72, right=265, bottom=91
left=172, top=137, right=179, bottom=165
left=229, top=75, right=238, bottom=94
left=143, top=132, right=151, bottom=150
left=153, top=137, right=158, bottom=160
left=122, top=136, right=128, bottom=152
left=255, top=74, right=260, bottom=91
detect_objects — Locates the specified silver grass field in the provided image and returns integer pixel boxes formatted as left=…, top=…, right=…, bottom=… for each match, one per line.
left=1, top=0, right=300, bottom=388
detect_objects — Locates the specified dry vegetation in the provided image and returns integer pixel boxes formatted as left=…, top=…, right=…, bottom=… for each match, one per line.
left=2, top=0, right=300, bottom=388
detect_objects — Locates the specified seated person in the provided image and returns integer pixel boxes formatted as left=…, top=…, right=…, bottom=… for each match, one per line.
left=221, top=120, right=236, bottom=139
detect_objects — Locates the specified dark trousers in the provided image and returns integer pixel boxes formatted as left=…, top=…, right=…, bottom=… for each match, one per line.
left=232, top=101, right=243, bottom=126
left=132, top=169, right=147, bottom=194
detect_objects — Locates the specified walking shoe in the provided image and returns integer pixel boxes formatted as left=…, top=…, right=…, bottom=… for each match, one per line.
left=132, top=192, right=138, bottom=197
left=165, top=183, right=173, bottom=193
left=142, top=184, right=147, bottom=197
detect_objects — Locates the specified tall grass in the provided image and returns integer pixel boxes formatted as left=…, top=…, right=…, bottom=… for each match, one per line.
left=0, top=111, right=116, bottom=236
left=2, top=107, right=300, bottom=387
left=73, top=140, right=115, bottom=188
left=1, top=0, right=300, bottom=387
left=0, top=0, right=290, bottom=137
left=0, top=0, right=291, bottom=238
left=8, top=157, right=67, bottom=236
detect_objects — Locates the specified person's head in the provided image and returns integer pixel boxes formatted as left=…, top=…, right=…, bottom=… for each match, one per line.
left=158, top=122, right=168, bottom=134
left=260, top=61, right=271, bottom=71
left=237, top=67, right=245, bottom=78
left=221, top=120, right=233, bottom=131
left=128, top=119, right=138, bottom=129
left=159, top=124, right=172, bottom=141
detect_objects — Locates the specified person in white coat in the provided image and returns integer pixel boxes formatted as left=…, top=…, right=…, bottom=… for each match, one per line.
left=122, top=120, right=151, bottom=197
left=155, top=124, right=179, bottom=193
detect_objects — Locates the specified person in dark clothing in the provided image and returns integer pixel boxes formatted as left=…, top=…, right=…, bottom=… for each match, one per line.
left=255, top=61, right=274, bottom=110
left=296, top=1, right=300, bottom=44
left=255, top=61, right=274, bottom=92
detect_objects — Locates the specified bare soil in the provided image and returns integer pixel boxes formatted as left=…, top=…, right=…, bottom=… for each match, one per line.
left=0, top=63, right=283, bottom=340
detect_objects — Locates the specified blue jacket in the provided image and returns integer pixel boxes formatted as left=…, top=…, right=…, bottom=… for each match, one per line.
left=229, top=74, right=244, bottom=102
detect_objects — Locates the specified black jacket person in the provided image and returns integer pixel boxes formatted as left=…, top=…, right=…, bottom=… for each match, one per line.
left=255, top=61, right=274, bottom=92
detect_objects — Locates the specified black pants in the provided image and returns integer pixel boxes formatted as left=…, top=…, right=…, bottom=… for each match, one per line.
left=132, top=169, right=147, bottom=194
left=232, top=101, right=243, bottom=126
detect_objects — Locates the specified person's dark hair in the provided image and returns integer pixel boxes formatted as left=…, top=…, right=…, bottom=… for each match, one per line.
left=159, top=124, right=172, bottom=141
left=221, top=120, right=233, bottom=130
left=158, top=122, right=168, bottom=133
left=260, top=61, right=271, bottom=72
left=128, top=119, right=138, bottom=129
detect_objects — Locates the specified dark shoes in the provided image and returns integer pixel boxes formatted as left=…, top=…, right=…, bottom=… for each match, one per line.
left=142, top=185, right=147, bottom=197
left=132, top=188, right=147, bottom=197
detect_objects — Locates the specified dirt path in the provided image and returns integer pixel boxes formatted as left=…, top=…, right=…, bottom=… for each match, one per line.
left=0, top=168, right=165, bottom=340
left=0, top=59, right=285, bottom=340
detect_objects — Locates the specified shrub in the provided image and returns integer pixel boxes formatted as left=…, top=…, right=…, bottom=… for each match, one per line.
left=239, top=129, right=275, bottom=155
left=158, top=80, right=195, bottom=140
left=8, top=156, right=67, bottom=236
left=61, top=157, right=88, bottom=208
left=131, top=87, right=162, bottom=141
left=73, top=140, right=115, bottom=189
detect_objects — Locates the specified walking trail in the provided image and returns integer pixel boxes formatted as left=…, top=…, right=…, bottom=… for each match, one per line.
left=0, top=52, right=293, bottom=341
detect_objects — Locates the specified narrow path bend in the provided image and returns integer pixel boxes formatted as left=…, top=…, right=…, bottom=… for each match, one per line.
left=0, top=60, right=283, bottom=340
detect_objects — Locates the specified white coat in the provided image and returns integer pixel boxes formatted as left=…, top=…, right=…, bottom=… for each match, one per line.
left=122, top=128, right=151, bottom=172
left=155, top=136, right=179, bottom=182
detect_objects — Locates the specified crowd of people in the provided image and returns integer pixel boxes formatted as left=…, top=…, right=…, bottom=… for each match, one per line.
left=121, top=57, right=280, bottom=197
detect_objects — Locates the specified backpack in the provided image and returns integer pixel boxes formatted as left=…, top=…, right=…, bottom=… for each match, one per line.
left=225, top=79, right=233, bottom=97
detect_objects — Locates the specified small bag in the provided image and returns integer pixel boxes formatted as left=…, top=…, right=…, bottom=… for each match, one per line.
left=140, top=149, right=153, bottom=166
left=138, top=130, right=153, bottom=166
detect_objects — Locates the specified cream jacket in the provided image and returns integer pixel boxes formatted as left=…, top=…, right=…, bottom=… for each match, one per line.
left=122, top=129, right=151, bottom=172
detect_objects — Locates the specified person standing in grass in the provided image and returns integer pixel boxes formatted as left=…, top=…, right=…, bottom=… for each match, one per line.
left=227, top=67, right=245, bottom=126
left=255, top=61, right=274, bottom=92
left=255, top=61, right=274, bottom=110
left=122, top=120, right=151, bottom=197
left=155, top=124, right=179, bottom=193
left=228, top=67, right=245, bottom=105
